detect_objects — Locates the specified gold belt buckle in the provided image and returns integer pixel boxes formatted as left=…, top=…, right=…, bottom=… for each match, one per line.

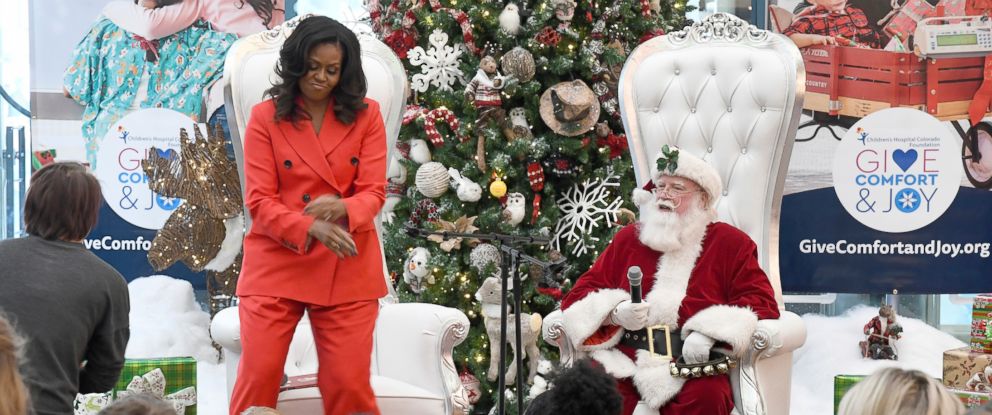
left=646, top=324, right=673, bottom=359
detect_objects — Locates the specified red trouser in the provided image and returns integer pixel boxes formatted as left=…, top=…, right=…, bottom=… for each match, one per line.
left=617, top=373, right=733, bottom=415
left=229, top=295, right=380, bottom=415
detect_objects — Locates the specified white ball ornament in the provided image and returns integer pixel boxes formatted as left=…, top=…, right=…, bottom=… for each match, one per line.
left=415, top=162, right=450, bottom=198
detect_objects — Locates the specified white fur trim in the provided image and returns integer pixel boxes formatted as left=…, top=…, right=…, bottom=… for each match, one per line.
left=590, top=348, right=638, bottom=378
left=643, top=212, right=710, bottom=329
left=650, top=148, right=722, bottom=210
left=204, top=214, right=245, bottom=272
left=561, top=289, right=629, bottom=350
left=632, top=188, right=653, bottom=207
left=632, top=350, right=685, bottom=409
left=681, top=304, right=759, bottom=358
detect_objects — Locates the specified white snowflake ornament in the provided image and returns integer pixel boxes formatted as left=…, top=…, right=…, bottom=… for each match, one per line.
left=551, top=169, right=623, bottom=256
left=408, top=29, right=466, bottom=93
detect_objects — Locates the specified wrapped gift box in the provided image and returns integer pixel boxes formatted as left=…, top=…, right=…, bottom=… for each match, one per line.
left=834, top=374, right=867, bottom=414
left=972, top=319, right=990, bottom=339
left=952, top=388, right=992, bottom=409
left=975, top=294, right=992, bottom=312
left=883, top=0, right=936, bottom=40
left=73, top=357, right=197, bottom=415
left=945, top=347, right=992, bottom=390
left=116, top=357, right=197, bottom=415
left=971, top=295, right=992, bottom=353
left=974, top=339, right=992, bottom=354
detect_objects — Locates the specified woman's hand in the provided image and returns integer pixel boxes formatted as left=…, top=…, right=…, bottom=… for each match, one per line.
left=304, top=194, right=348, bottom=222
left=307, top=220, right=357, bottom=258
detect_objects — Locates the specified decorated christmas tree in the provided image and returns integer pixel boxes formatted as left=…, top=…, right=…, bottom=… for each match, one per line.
left=370, top=0, right=690, bottom=411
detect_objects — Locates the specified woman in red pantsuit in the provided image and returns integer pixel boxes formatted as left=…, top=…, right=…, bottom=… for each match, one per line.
left=230, top=15, right=387, bottom=415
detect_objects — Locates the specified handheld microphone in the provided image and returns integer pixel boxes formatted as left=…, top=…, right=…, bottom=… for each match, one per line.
left=627, top=266, right=643, bottom=303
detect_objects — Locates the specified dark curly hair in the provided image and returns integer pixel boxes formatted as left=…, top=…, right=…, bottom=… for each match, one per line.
left=525, top=359, right=622, bottom=415
left=267, top=15, right=368, bottom=125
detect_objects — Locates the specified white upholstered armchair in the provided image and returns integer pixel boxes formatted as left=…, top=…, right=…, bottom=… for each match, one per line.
left=541, top=14, right=807, bottom=415
left=209, top=15, right=472, bottom=415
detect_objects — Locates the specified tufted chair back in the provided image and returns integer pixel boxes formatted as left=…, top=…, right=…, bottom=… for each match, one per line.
left=618, top=13, right=807, bottom=415
left=619, top=13, right=803, bottom=300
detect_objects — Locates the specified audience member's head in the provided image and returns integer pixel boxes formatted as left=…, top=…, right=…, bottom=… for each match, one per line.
left=97, top=393, right=174, bottom=415
left=838, top=367, right=964, bottom=415
left=241, top=407, right=282, bottom=415
left=24, top=162, right=102, bottom=242
left=525, top=359, right=622, bottom=415
left=0, top=314, right=27, bottom=415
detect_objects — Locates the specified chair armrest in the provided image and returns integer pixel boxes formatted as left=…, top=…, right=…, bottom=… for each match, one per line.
left=372, top=303, right=471, bottom=415
left=209, top=306, right=242, bottom=398
left=753, top=311, right=806, bottom=359
left=541, top=309, right=584, bottom=366
left=211, top=306, right=242, bottom=353
left=733, top=311, right=806, bottom=415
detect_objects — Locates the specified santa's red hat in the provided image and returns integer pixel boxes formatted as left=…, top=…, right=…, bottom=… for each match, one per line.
left=635, top=146, right=722, bottom=210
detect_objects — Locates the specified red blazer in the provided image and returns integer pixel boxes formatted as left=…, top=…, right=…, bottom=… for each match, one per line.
left=236, top=98, right=388, bottom=306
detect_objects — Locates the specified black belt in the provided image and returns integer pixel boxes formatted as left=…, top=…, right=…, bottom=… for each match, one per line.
left=618, top=325, right=682, bottom=359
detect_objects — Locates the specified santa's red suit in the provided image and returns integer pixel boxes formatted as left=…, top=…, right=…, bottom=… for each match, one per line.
left=560, top=219, right=780, bottom=415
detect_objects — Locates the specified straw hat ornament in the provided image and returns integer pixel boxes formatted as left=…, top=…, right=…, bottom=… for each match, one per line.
left=539, top=80, right=600, bottom=137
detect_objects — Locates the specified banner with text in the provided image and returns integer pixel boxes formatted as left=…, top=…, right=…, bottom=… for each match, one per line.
left=781, top=107, right=992, bottom=294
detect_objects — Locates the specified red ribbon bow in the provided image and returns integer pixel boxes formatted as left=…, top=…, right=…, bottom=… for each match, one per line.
left=597, top=133, right=629, bottom=159
left=134, top=35, right=160, bottom=63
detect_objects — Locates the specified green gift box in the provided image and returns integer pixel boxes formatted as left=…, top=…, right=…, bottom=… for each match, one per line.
left=834, top=374, right=867, bottom=414
left=115, top=357, right=197, bottom=415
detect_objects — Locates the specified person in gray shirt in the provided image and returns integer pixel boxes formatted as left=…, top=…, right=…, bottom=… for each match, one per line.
left=0, top=162, right=130, bottom=415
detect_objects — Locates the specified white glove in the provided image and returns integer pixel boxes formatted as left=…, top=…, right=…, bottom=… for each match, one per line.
left=681, top=332, right=716, bottom=364
left=611, top=300, right=650, bottom=331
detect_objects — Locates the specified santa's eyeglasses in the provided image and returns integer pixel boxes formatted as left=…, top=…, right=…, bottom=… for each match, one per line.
left=651, top=184, right=701, bottom=199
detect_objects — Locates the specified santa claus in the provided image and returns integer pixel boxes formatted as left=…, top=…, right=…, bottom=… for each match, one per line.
left=559, top=147, right=780, bottom=415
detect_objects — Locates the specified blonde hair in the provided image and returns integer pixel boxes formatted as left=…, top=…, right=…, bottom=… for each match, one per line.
left=0, top=315, right=28, bottom=415
left=838, top=367, right=964, bottom=415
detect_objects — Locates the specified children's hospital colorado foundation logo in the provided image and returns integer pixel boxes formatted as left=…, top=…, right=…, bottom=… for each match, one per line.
left=833, top=108, right=961, bottom=233
left=96, top=108, right=193, bottom=230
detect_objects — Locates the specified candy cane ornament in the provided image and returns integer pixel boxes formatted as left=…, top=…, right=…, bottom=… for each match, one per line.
left=422, top=108, right=464, bottom=147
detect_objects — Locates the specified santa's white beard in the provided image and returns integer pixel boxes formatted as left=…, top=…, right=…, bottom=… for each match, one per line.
left=636, top=198, right=713, bottom=253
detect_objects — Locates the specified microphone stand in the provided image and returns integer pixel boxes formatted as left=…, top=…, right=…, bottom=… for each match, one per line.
left=405, top=225, right=553, bottom=415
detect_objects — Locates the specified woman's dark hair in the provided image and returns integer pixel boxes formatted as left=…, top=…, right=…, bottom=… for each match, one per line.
left=237, top=0, right=283, bottom=28
left=24, top=162, right=102, bottom=241
left=267, top=15, right=367, bottom=125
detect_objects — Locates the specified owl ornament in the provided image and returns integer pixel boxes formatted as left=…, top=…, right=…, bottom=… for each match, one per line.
left=501, top=192, right=526, bottom=226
